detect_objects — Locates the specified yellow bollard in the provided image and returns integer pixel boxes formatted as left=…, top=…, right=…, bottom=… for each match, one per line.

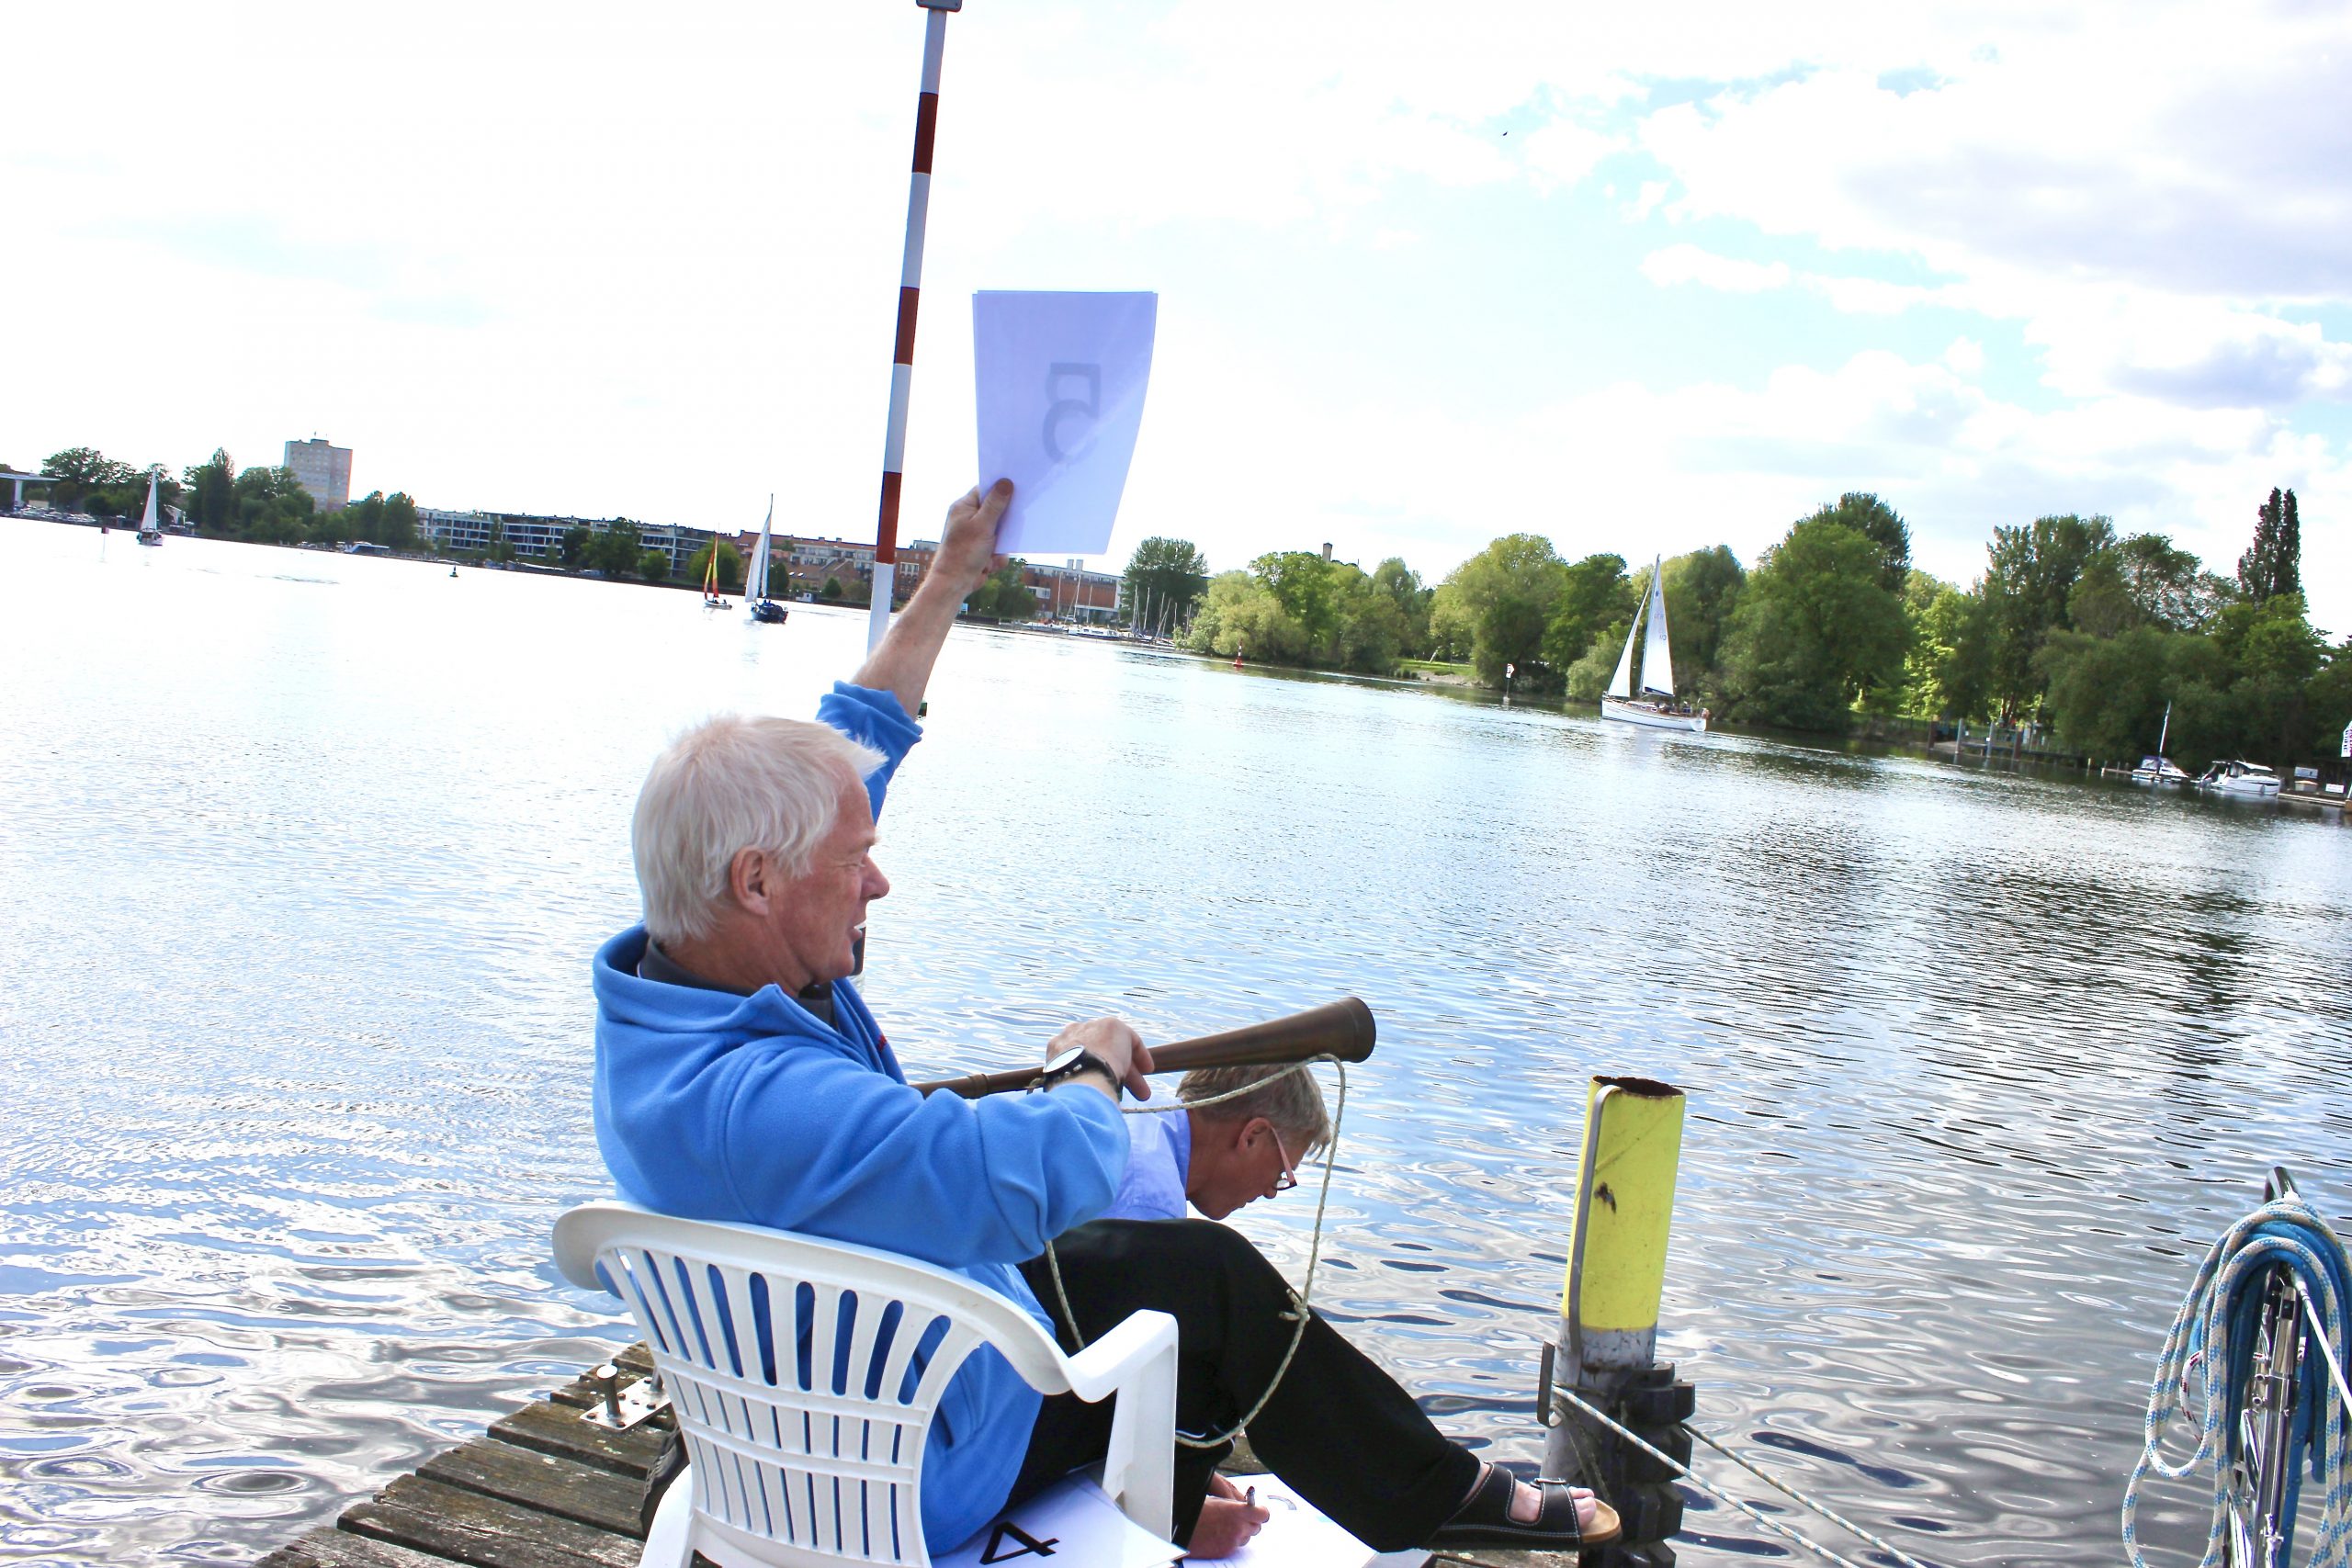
left=1540, top=1075, right=1689, bottom=1552
left=1562, top=1075, right=1684, bottom=1378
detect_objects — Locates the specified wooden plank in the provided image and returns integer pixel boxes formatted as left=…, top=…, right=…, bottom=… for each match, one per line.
left=418, top=1437, right=645, bottom=1540
left=255, top=1528, right=463, bottom=1568
left=341, top=1476, right=639, bottom=1568
left=491, top=1398, right=667, bottom=1480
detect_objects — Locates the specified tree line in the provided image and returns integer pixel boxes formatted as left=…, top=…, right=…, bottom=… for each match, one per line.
left=38, top=445, right=424, bottom=552
left=1125, top=487, right=2346, bottom=771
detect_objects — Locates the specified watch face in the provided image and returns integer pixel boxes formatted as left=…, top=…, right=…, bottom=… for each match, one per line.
left=1045, top=1046, right=1088, bottom=1076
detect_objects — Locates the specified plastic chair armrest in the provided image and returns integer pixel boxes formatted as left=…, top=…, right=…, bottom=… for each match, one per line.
left=1062, top=1308, right=1178, bottom=1402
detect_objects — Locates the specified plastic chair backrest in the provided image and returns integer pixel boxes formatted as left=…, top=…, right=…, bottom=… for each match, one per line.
left=554, top=1201, right=1094, bottom=1566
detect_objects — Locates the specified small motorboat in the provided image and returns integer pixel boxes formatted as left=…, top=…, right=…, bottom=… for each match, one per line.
left=750, top=599, right=789, bottom=625
left=2130, top=755, right=2190, bottom=785
left=2194, top=759, right=2282, bottom=797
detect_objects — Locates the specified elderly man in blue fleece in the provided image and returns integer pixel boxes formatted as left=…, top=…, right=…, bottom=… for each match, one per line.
left=591, top=480, right=1617, bottom=1562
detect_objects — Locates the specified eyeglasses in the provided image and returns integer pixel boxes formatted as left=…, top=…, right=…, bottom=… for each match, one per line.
left=1269, top=1128, right=1301, bottom=1194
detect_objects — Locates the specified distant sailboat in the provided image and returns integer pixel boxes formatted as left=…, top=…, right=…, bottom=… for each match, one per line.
left=746, top=494, right=786, bottom=626
left=1599, top=556, right=1707, bottom=732
left=702, top=536, right=728, bottom=608
left=136, top=469, right=164, bottom=547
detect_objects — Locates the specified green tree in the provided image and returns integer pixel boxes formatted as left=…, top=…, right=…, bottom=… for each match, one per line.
left=2037, top=625, right=2186, bottom=761
left=1661, top=547, right=1746, bottom=692
left=232, top=465, right=316, bottom=544
left=1900, top=575, right=1993, bottom=719
left=182, top=449, right=237, bottom=535
left=1426, top=583, right=1475, bottom=662
left=1370, top=558, right=1432, bottom=655
left=337, top=491, right=387, bottom=547
left=1716, top=518, right=1912, bottom=730
left=966, top=560, right=1037, bottom=620
left=1564, top=619, right=1631, bottom=701
left=1185, top=570, right=1304, bottom=662
left=2211, top=592, right=2324, bottom=761
left=42, top=446, right=134, bottom=511
left=686, top=538, right=744, bottom=592
left=1541, top=553, right=1634, bottom=671
left=1982, top=513, right=2116, bottom=721
left=639, top=547, right=673, bottom=582
left=1250, top=551, right=1341, bottom=657
left=820, top=576, right=844, bottom=602
left=1123, top=537, right=1210, bottom=632
left=1801, top=493, right=1910, bottom=592
left=560, top=525, right=593, bottom=569
left=382, top=492, right=421, bottom=553
left=2236, top=487, right=2302, bottom=604
left=1443, top=534, right=1567, bottom=686
left=586, top=522, right=639, bottom=577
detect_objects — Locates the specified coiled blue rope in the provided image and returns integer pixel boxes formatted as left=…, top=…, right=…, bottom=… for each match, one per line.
left=2122, top=1193, right=2352, bottom=1568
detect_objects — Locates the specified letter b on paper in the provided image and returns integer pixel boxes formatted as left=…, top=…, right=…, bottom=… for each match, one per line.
left=974, top=291, right=1156, bottom=557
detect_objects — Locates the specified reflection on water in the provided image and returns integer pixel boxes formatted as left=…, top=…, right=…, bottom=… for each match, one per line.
left=2, top=522, right=2346, bottom=1564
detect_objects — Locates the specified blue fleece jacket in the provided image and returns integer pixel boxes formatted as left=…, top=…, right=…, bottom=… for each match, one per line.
left=592, top=682, right=1131, bottom=1552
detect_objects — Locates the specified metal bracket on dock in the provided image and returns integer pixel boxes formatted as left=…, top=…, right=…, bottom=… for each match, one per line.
left=579, top=1362, right=669, bottom=1431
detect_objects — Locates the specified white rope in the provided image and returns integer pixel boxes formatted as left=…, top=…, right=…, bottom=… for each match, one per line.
left=2121, top=1194, right=2352, bottom=1568
left=1549, top=1382, right=1930, bottom=1568
left=1043, top=1055, right=1348, bottom=1450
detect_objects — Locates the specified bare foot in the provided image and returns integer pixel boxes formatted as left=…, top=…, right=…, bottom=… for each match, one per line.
left=1503, top=1471, right=1600, bottom=1529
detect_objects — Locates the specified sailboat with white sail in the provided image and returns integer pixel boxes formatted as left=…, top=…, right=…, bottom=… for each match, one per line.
left=135, top=468, right=164, bottom=547
left=1599, top=556, right=1707, bottom=732
left=745, top=494, right=787, bottom=625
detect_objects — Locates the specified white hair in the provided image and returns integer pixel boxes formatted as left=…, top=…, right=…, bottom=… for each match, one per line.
left=632, top=714, right=887, bottom=946
left=1181, top=1064, right=1333, bottom=1156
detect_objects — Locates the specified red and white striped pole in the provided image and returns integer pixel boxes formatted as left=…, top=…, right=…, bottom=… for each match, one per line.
left=867, top=0, right=959, bottom=653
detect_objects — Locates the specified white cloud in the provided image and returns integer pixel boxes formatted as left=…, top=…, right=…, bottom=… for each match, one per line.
left=1641, top=245, right=1792, bottom=294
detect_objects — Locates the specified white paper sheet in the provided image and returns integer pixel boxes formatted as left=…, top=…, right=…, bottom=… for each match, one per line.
left=973, top=290, right=1157, bottom=558
left=1200, top=1477, right=1428, bottom=1568
left=935, top=1473, right=1181, bottom=1568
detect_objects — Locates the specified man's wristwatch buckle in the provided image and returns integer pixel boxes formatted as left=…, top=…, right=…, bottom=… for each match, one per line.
left=1032, top=1046, right=1118, bottom=1095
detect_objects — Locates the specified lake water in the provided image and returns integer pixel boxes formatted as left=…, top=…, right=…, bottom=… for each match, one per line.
left=2, top=521, right=2347, bottom=1567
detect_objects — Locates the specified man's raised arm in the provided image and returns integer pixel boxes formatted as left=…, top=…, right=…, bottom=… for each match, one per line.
left=852, top=479, right=1012, bottom=716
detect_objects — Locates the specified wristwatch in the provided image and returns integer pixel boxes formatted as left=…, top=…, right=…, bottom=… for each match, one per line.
left=1031, top=1046, right=1119, bottom=1095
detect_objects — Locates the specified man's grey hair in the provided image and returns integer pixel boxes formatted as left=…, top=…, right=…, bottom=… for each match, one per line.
left=632, top=713, right=886, bottom=946
left=1180, top=1064, right=1332, bottom=1155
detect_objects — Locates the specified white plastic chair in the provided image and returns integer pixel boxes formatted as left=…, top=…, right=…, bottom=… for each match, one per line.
left=554, top=1201, right=1179, bottom=1568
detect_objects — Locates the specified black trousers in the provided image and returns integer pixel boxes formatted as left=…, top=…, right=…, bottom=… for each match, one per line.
left=1011, top=1218, right=1478, bottom=1551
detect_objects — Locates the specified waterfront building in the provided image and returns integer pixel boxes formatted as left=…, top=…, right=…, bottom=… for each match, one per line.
left=285, top=438, right=353, bottom=513
left=416, top=508, right=717, bottom=576
left=1023, top=558, right=1120, bottom=623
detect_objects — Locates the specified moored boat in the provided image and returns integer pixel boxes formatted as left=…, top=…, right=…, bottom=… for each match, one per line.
left=1600, top=555, right=1708, bottom=732
left=2130, top=755, right=2190, bottom=785
left=2194, top=758, right=2281, bottom=796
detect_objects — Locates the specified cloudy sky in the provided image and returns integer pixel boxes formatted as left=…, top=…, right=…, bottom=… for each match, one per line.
left=7, top=1, right=2346, bottom=629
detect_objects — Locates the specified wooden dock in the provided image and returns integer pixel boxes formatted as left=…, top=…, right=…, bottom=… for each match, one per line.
left=257, top=1344, right=672, bottom=1568
left=254, top=1346, right=1590, bottom=1568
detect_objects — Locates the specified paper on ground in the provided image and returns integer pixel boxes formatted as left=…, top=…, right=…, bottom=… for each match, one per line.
left=973, top=290, right=1156, bottom=558
left=1200, top=1477, right=1430, bottom=1568
left=935, top=1473, right=1180, bottom=1568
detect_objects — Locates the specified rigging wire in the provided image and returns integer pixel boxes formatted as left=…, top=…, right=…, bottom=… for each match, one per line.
left=1041, top=1055, right=1348, bottom=1450
left=1547, top=1381, right=1939, bottom=1568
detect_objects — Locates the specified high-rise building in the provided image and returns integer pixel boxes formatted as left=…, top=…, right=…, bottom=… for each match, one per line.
left=285, top=437, right=353, bottom=513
